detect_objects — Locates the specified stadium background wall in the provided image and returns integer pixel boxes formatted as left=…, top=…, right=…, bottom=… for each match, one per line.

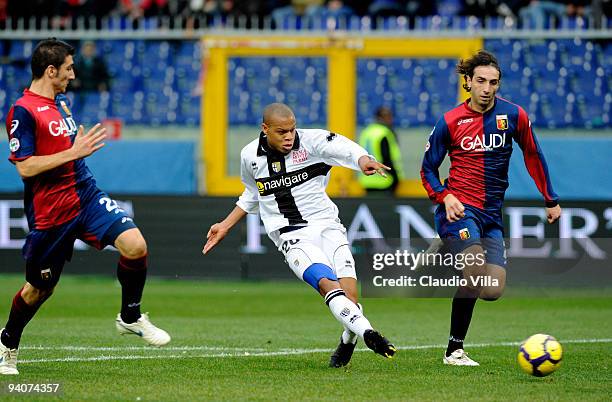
left=0, top=196, right=609, bottom=288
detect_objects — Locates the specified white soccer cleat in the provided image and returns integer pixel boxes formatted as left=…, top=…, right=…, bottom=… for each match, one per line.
left=115, top=313, right=171, bottom=347
left=0, top=331, right=19, bottom=375
left=443, top=349, right=480, bottom=366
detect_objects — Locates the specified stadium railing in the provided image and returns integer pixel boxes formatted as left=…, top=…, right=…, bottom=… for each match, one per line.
left=1, top=14, right=611, bottom=39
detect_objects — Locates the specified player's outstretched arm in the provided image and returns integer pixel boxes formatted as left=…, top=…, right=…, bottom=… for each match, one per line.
left=15, top=123, right=107, bottom=178
left=202, top=206, right=248, bottom=255
left=358, top=155, right=391, bottom=177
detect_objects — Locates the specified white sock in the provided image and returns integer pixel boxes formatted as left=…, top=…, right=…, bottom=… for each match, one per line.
left=341, top=303, right=362, bottom=344
left=325, top=290, right=372, bottom=339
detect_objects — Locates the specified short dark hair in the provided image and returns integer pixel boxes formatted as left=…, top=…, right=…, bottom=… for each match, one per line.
left=262, top=103, right=295, bottom=125
left=374, top=106, right=392, bottom=119
left=31, top=38, right=75, bottom=79
left=456, top=50, right=501, bottom=92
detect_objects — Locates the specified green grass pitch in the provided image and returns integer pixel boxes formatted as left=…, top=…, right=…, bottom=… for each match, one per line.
left=0, top=274, right=610, bottom=401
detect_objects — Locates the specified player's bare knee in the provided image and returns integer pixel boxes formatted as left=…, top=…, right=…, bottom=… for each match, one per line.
left=318, top=278, right=341, bottom=296
left=22, top=282, right=54, bottom=305
left=121, top=238, right=147, bottom=260
left=460, top=245, right=486, bottom=291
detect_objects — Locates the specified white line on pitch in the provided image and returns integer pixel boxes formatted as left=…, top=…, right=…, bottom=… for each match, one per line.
left=21, top=345, right=269, bottom=352
left=18, top=338, right=612, bottom=365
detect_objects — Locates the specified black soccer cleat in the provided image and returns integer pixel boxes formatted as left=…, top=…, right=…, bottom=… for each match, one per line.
left=364, top=329, right=396, bottom=359
left=329, top=337, right=357, bottom=368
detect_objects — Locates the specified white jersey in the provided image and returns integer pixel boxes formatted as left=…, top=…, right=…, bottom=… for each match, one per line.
left=236, top=128, right=369, bottom=241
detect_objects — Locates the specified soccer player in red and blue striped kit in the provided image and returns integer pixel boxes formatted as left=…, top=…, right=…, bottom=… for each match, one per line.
left=421, top=50, right=562, bottom=366
left=0, top=39, right=170, bottom=376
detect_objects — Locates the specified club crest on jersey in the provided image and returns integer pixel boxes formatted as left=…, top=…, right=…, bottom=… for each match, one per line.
left=496, top=114, right=508, bottom=130
left=40, top=268, right=52, bottom=281
left=292, top=149, right=308, bottom=163
left=459, top=228, right=470, bottom=240
left=271, top=161, right=282, bottom=173
left=60, top=100, right=72, bottom=116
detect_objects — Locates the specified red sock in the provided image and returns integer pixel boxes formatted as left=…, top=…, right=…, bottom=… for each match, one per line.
left=1, top=287, right=43, bottom=349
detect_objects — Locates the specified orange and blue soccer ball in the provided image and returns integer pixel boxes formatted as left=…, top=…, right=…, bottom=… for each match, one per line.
left=518, top=334, right=563, bottom=377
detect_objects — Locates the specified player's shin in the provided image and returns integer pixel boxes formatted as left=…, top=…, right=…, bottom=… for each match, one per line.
left=447, top=286, right=479, bottom=356
left=117, top=255, right=147, bottom=324
left=325, top=290, right=373, bottom=338
left=340, top=303, right=362, bottom=344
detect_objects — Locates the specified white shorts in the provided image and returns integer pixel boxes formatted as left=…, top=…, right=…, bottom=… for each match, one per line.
left=276, top=225, right=357, bottom=282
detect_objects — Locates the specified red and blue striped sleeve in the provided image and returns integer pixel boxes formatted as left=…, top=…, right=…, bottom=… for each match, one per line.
left=420, top=117, right=451, bottom=204
left=6, top=105, right=36, bottom=163
left=514, top=107, right=559, bottom=207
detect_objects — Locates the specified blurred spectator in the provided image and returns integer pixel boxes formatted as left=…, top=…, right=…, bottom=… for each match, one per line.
left=405, top=1, right=438, bottom=27
left=0, top=0, right=6, bottom=29
left=271, top=0, right=322, bottom=28
left=459, top=0, right=533, bottom=24
left=459, top=0, right=500, bottom=17
left=71, top=41, right=110, bottom=93
left=184, top=0, right=243, bottom=28
left=56, top=0, right=85, bottom=19
left=119, top=0, right=172, bottom=18
left=369, top=0, right=406, bottom=18
left=358, top=106, right=404, bottom=196
left=8, top=0, right=58, bottom=19
left=306, top=0, right=355, bottom=20
left=519, top=0, right=592, bottom=29
left=495, top=0, right=531, bottom=20
left=83, top=0, right=120, bottom=18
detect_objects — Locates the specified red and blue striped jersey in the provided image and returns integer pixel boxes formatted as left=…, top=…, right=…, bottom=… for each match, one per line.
left=421, top=97, right=558, bottom=211
left=6, top=89, right=95, bottom=230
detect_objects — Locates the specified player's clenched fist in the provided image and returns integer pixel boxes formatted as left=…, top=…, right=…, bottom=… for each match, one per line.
left=546, top=205, right=562, bottom=223
left=443, top=193, right=465, bottom=222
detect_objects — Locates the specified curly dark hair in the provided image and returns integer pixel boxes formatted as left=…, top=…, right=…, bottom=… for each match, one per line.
left=456, top=50, right=501, bottom=92
left=31, top=38, right=75, bottom=80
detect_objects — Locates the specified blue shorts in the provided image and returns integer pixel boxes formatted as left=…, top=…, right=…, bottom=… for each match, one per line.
left=22, top=185, right=137, bottom=289
left=434, top=204, right=507, bottom=268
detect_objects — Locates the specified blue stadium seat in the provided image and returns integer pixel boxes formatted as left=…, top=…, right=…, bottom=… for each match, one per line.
left=0, top=39, right=608, bottom=129
left=8, top=40, right=34, bottom=60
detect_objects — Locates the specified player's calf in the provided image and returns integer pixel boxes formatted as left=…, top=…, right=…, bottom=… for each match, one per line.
left=479, top=263, right=506, bottom=301
left=116, top=255, right=147, bottom=324
left=1, top=283, right=53, bottom=356
left=459, top=244, right=487, bottom=293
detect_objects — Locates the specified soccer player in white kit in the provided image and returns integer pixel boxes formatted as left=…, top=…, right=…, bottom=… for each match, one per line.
left=203, top=103, right=396, bottom=367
